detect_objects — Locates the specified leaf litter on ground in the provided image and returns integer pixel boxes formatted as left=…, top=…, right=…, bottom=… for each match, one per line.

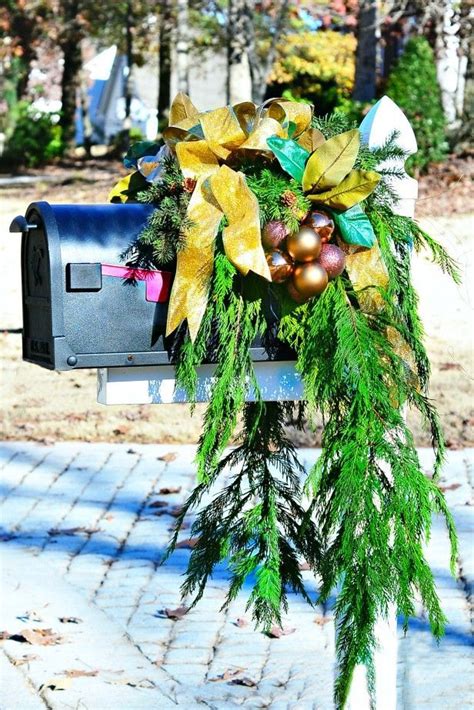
left=158, top=486, right=182, bottom=494
left=266, top=626, right=296, bottom=639
left=0, top=628, right=64, bottom=645
left=157, top=606, right=189, bottom=620
left=209, top=667, right=247, bottom=682
left=157, top=452, right=178, bottom=462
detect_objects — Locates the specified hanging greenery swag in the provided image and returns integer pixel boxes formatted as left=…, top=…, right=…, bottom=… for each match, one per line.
left=111, top=94, right=460, bottom=708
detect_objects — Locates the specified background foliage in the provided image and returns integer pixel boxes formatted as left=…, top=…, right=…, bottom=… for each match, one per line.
left=268, top=30, right=356, bottom=114
left=386, top=36, right=449, bottom=173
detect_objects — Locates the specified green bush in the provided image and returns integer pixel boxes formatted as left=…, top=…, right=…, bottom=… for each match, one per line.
left=386, top=36, right=448, bottom=173
left=4, top=101, right=64, bottom=168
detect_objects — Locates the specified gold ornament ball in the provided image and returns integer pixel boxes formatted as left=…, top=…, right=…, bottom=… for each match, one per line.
left=304, top=210, right=335, bottom=243
left=287, top=226, right=322, bottom=263
left=292, top=261, right=328, bottom=298
left=266, top=250, right=294, bottom=283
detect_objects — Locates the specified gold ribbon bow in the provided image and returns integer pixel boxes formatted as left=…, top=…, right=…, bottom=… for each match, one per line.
left=163, top=93, right=313, bottom=341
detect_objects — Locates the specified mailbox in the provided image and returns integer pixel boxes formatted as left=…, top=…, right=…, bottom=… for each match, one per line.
left=11, top=202, right=293, bottom=371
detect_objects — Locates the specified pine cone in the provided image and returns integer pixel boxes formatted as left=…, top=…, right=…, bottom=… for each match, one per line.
left=281, top=190, right=309, bottom=221
left=183, top=177, right=197, bottom=193
left=281, top=190, right=297, bottom=208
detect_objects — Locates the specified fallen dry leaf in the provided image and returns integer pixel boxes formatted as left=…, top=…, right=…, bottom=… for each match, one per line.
left=314, top=615, right=333, bottom=626
left=230, top=677, right=257, bottom=687
left=162, top=606, right=189, bottom=620
left=439, top=362, right=462, bottom=371
left=233, top=618, right=249, bottom=628
left=11, top=654, right=40, bottom=666
left=175, top=537, right=199, bottom=550
left=298, top=562, right=311, bottom=571
left=209, top=667, right=246, bottom=682
left=438, top=482, right=462, bottom=492
left=266, top=626, right=295, bottom=639
left=149, top=500, right=168, bottom=509
left=64, top=669, right=98, bottom=678
left=15, top=628, right=64, bottom=646
left=58, top=617, right=82, bottom=625
left=158, top=486, right=182, bottom=495
left=40, top=677, right=72, bottom=691
left=157, top=452, right=178, bottom=462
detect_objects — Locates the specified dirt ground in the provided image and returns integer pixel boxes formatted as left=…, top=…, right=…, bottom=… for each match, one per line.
left=0, top=158, right=473, bottom=447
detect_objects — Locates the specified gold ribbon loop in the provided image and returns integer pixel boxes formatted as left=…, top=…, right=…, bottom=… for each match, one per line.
left=164, top=94, right=313, bottom=341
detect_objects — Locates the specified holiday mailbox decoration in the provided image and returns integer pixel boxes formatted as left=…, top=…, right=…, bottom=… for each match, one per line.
left=12, top=93, right=461, bottom=708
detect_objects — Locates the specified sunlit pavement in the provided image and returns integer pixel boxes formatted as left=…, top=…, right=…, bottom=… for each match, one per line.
left=0, top=442, right=472, bottom=709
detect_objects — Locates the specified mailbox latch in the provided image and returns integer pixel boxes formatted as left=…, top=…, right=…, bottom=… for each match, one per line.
left=66, top=263, right=102, bottom=292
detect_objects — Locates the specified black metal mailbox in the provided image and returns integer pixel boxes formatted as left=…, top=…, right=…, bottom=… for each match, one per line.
left=11, top=202, right=291, bottom=371
left=11, top=201, right=176, bottom=370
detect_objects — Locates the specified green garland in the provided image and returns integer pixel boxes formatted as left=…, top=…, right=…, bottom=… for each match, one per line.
left=119, top=110, right=459, bottom=708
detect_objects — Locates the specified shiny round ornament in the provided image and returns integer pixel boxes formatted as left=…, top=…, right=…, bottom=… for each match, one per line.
left=262, top=220, right=289, bottom=251
left=286, top=226, right=322, bottom=263
left=318, top=243, right=346, bottom=279
left=292, top=261, right=328, bottom=298
left=304, top=210, right=335, bottom=243
left=266, top=250, right=294, bottom=283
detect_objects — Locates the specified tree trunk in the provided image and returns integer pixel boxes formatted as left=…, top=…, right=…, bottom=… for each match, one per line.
left=226, top=0, right=252, bottom=104
left=245, top=0, right=289, bottom=104
left=59, top=0, right=83, bottom=146
left=124, top=0, right=134, bottom=128
left=12, top=15, right=36, bottom=100
left=353, top=0, right=378, bottom=102
left=158, top=0, right=173, bottom=129
left=176, top=0, right=189, bottom=94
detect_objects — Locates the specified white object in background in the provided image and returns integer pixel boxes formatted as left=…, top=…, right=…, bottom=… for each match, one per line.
left=97, top=361, right=303, bottom=405
left=340, top=96, right=418, bottom=710
left=359, top=95, right=418, bottom=218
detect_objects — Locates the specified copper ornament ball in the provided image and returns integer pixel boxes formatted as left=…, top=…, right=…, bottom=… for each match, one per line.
left=266, top=250, right=294, bottom=283
left=304, top=210, right=335, bottom=243
left=287, top=226, right=322, bottom=263
left=318, top=243, right=346, bottom=279
left=292, top=261, right=328, bottom=298
left=262, top=220, right=289, bottom=251
left=287, top=280, right=308, bottom=304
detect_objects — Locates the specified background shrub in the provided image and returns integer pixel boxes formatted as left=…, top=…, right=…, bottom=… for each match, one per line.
left=267, top=30, right=356, bottom=115
left=3, top=102, right=64, bottom=169
left=386, top=36, right=448, bottom=173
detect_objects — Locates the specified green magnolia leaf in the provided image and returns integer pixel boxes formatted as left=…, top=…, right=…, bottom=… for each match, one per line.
left=310, top=169, right=381, bottom=210
left=333, top=204, right=376, bottom=248
left=302, top=129, right=360, bottom=193
left=266, top=136, right=310, bottom=183
left=123, top=141, right=161, bottom=169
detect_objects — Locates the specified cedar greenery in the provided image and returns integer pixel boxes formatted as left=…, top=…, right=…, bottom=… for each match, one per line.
left=128, top=114, right=459, bottom=708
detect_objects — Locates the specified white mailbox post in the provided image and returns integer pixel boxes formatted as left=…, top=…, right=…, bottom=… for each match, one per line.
left=97, top=96, right=419, bottom=709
